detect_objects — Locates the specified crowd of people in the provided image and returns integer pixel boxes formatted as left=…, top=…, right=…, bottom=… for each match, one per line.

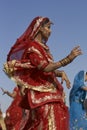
left=0, top=16, right=87, bottom=130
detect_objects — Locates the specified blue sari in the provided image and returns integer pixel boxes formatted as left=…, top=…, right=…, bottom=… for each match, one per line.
left=69, top=70, right=87, bottom=130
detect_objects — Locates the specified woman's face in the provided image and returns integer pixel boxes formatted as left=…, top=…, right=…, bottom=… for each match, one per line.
left=40, top=22, right=51, bottom=39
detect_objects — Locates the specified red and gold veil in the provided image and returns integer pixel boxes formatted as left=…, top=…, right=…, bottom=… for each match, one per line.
left=7, top=16, right=50, bottom=61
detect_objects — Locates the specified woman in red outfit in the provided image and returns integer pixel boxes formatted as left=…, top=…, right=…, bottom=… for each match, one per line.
left=4, top=16, right=82, bottom=130
left=1, top=86, right=23, bottom=130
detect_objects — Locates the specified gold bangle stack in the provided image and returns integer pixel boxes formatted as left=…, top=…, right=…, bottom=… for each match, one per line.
left=59, top=55, right=73, bottom=67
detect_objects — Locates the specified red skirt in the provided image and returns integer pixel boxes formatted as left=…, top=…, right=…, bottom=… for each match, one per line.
left=5, top=105, right=23, bottom=130
left=19, top=102, right=69, bottom=130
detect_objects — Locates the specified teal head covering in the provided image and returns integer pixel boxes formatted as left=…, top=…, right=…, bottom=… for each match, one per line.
left=69, top=70, right=86, bottom=105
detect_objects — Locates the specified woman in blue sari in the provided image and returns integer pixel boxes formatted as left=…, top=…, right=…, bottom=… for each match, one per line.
left=69, top=70, right=87, bottom=130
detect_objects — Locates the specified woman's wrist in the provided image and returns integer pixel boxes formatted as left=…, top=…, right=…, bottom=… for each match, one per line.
left=55, top=70, right=64, bottom=77
left=59, top=55, right=74, bottom=67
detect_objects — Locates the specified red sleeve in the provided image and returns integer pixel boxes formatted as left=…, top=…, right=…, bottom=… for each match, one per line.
left=25, top=42, right=49, bottom=70
left=28, top=52, right=48, bottom=70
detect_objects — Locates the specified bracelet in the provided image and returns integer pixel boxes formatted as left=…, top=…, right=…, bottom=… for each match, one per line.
left=59, top=55, right=72, bottom=67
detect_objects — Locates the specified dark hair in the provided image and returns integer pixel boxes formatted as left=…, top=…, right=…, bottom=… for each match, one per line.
left=41, top=19, right=50, bottom=27
left=86, top=72, right=87, bottom=75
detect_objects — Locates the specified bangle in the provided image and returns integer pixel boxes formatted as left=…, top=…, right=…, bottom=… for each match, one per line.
left=59, top=55, right=72, bottom=67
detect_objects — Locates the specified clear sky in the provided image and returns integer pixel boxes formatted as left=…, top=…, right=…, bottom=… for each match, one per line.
left=0, top=0, right=87, bottom=112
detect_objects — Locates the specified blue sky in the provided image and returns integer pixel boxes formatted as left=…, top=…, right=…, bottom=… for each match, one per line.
left=0, top=0, right=87, bottom=112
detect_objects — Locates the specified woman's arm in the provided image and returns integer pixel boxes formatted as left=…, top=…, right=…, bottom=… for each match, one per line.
left=43, top=46, right=82, bottom=72
left=3, top=46, right=82, bottom=77
left=54, top=70, right=71, bottom=89
left=0, top=87, right=16, bottom=98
